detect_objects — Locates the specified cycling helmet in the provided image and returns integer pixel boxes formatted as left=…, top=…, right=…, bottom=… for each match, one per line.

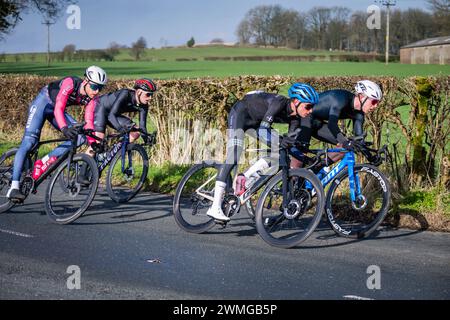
left=288, top=83, right=319, bottom=104
left=85, top=66, right=108, bottom=85
left=134, top=78, right=157, bottom=92
left=355, top=80, right=383, bottom=100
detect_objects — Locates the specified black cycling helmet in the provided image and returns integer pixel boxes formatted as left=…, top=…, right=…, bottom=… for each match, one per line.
left=134, top=78, right=157, bottom=92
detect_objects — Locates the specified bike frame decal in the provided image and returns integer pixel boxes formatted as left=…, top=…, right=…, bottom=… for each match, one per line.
left=97, top=141, right=123, bottom=172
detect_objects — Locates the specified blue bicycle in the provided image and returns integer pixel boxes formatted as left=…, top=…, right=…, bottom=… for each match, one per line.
left=256, top=136, right=391, bottom=244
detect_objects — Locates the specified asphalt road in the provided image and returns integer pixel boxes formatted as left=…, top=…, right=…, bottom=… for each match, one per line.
left=0, top=188, right=449, bottom=300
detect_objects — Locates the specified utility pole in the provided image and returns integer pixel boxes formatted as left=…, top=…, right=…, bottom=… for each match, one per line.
left=42, top=20, right=55, bottom=67
left=377, top=0, right=396, bottom=65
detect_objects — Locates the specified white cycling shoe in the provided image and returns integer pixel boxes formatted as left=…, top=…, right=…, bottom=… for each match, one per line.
left=207, top=206, right=230, bottom=222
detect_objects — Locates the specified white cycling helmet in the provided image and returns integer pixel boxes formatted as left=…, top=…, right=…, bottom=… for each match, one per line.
left=85, top=66, right=108, bottom=86
left=355, top=80, right=383, bottom=101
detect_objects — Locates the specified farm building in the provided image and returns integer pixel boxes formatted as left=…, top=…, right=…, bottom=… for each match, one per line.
left=400, top=36, right=450, bottom=65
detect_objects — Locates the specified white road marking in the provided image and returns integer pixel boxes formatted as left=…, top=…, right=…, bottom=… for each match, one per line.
left=343, top=295, right=374, bottom=301
left=0, top=228, right=34, bottom=238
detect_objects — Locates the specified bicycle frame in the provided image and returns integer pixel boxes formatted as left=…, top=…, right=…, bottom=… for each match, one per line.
left=308, top=148, right=362, bottom=203
left=195, top=148, right=292, bottom=208
left=26, top=138, right=75, bottom=192
left=96, top=134, right=130, bottom=174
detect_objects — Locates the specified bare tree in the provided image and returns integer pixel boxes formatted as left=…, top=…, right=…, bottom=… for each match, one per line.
left=62, top=44, right=76, bottom=61
left=106, top=42, right=121, bottom=60
left=131, top=37, right=147, bottom=61
left=236, top=20, right=252, bottom=44
left=210, top=38, right=224, bottom=44
left=1, top=0, right=76, bottom=38
left=308, top=7, right=332, bottom=50
left=427, top=0, right=450, bottom=35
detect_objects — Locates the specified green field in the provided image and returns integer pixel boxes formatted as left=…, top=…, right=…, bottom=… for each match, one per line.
left=1, top=60, right=449, bottom=79
left=1, top=46, right=449, bottom=79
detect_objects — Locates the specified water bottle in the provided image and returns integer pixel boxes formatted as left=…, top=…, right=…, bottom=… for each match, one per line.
left=235, top=174, right=246, bottom=196
left=32, top=159, right=44, bottom=180
left=41, top=156, right=58, bottom=174
left=244, top=158, right=270, bottom=189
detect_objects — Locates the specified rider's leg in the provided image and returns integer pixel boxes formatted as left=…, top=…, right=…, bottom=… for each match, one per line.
left=207, top=102, right=248, bottom=222
left=117, top=116, right=140, bottom=143
left=8, top=88, right=50, bottom=200
left=312, top=123, right=342, bottom=170
left=207, top=130, right=245, bottom=222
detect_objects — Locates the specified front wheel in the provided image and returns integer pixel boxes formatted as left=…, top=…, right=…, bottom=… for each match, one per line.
left=325, top=164, right=391, bottom=239
left=45, top=153, right=99, bottom=225
left=0, top=149, right=18, bottom=213
left=255, top=169, right=325, bottom=249
left=106, top=144, right=149, bottom=203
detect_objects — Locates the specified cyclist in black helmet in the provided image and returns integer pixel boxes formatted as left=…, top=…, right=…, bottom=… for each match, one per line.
left=84, top=78, right=157, bottom=153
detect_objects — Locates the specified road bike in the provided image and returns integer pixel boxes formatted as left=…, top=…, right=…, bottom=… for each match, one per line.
left=0, top=124, right=99, bottom=224
left=173, top=143, right=325, bottom=248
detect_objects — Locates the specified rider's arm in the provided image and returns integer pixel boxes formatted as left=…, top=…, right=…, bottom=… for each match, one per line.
left=107, top=90, right=128, bottom=131
left=84, top=98, right=97, bottom=145
left=139, top=106, right=149, bottom=134
left=353, top=112, right=365, bottom=138
left=54, top=77, right=75, bottom=130
left=258, top=96, right=285, bottom=146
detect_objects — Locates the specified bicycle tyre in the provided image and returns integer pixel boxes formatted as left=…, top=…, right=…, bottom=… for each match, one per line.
left=0, top=148, right=18, bottom=213
left=45, top=153, right=99, bottom=225
left=255, top=168, right=325, bottom=249
left=106, top=143, right=149, bottom=203
left=325, top=164, right=391, bottom=239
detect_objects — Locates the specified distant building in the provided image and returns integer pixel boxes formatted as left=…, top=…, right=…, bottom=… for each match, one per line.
left=400, top=36, right=450, bottom=65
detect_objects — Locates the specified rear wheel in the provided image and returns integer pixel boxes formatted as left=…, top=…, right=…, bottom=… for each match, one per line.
left=173, top=162, right=232, bottom=234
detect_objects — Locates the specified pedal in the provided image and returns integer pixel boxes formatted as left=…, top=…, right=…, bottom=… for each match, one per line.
left=10, top=198, right=24, bottom=205
left=215, top=219, right=229, bottom=228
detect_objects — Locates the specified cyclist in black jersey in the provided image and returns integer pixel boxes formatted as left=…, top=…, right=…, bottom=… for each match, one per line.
left=207, top=83, right=319, bottom=222
left=84, top=78, right=157, bottom=154
left=292, top=80, right=383, bottom=169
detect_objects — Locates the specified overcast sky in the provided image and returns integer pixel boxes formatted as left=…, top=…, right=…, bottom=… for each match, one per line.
left=1, top=0, right=429, bottom=53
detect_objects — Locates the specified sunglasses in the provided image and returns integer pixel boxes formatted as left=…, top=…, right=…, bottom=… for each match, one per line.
left=89, top=82, right=104, bottom=92
left=144, top=92, right=153, bottom=98
left=370, top=99, right=380, bottom=106
left=303, top=103, right=314, bottom=111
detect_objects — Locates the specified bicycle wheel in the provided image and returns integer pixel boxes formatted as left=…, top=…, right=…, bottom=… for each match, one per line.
left=45, top=153, right=99, bottom=225
left=0, top=149, right=18, bottom=213
left=106, top=144, right=149, bottom=203
left=326, top=164, right=391, bottom=239
left=173, top=162, right=232, bottom=234
left=255, top=169, right=325, bottom=249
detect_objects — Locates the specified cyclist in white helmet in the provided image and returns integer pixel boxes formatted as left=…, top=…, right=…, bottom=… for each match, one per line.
left=291, top=80, right=383, bottom=172
left=7, top=66, right=108, bottom=202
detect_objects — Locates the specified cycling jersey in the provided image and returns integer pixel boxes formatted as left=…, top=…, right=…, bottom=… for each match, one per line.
left=85, top=89, right=148, bottom=137
left=217, top=91, right=309, bottom=183
left=239, top=91, right=300, bottom=129
left=47, top=77, right=90, bottom=129
left=11, top=78, right=88, bottom=183
left=310, top=89, right=365, bottom=144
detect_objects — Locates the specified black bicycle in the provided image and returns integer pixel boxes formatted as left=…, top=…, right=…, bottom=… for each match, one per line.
left=88, top=126, right=156, bottom=203
left=0, top=124, right=99, bottom=224
left=173, top=142, right=325, bottom=249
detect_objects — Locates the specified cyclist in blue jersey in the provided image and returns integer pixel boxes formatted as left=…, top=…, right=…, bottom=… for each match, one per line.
left=292, top=80, right=383, bottom=170
left=7, top=66, right=108, bottom=202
